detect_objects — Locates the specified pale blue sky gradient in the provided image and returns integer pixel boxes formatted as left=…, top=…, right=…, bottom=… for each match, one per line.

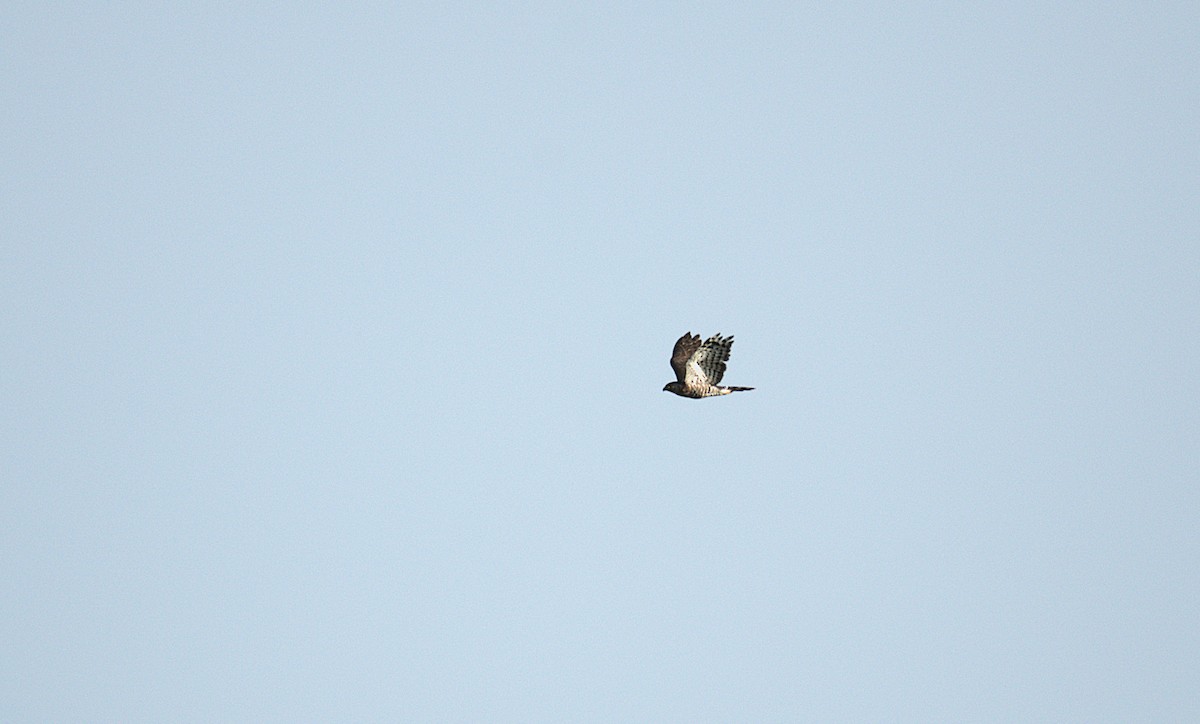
left=3, top=3, right=1198, bottom=720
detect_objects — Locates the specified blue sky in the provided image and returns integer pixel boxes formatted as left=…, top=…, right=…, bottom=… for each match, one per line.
left=3, top=3, right=1198, bottom=720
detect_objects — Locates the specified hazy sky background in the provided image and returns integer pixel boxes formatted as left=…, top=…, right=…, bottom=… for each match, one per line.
left=3, top=3, right=1197, bottom=720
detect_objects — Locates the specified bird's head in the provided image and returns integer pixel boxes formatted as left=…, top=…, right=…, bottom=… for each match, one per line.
left=663, top=382, right=681, bottom=394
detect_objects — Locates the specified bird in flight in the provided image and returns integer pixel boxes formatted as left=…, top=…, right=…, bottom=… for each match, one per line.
left=663, top=332, right=754, bottom=398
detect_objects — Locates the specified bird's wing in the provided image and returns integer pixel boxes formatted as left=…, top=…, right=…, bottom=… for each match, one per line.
left=670, top=332, right=701, bottom=383
left=686, top=334, right=734, bottom=386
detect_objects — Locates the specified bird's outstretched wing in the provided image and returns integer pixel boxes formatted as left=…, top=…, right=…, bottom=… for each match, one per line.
left=686, top=334, right=735, bottom=386
left=670, top=332, right=702, bottom=383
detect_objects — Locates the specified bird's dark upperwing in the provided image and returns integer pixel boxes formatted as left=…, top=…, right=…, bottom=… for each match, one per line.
left=670, top=332, right=701, bottom=383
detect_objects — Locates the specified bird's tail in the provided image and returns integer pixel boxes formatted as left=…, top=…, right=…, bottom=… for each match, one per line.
left=722, top=386, right=754, bottom=393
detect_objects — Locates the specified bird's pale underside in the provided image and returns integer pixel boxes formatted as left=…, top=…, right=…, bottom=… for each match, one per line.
left=663, top=332, right=754, bottom=398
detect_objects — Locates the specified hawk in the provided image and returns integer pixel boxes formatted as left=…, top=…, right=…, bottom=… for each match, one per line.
left=663, top=332, right=754, bottom=398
